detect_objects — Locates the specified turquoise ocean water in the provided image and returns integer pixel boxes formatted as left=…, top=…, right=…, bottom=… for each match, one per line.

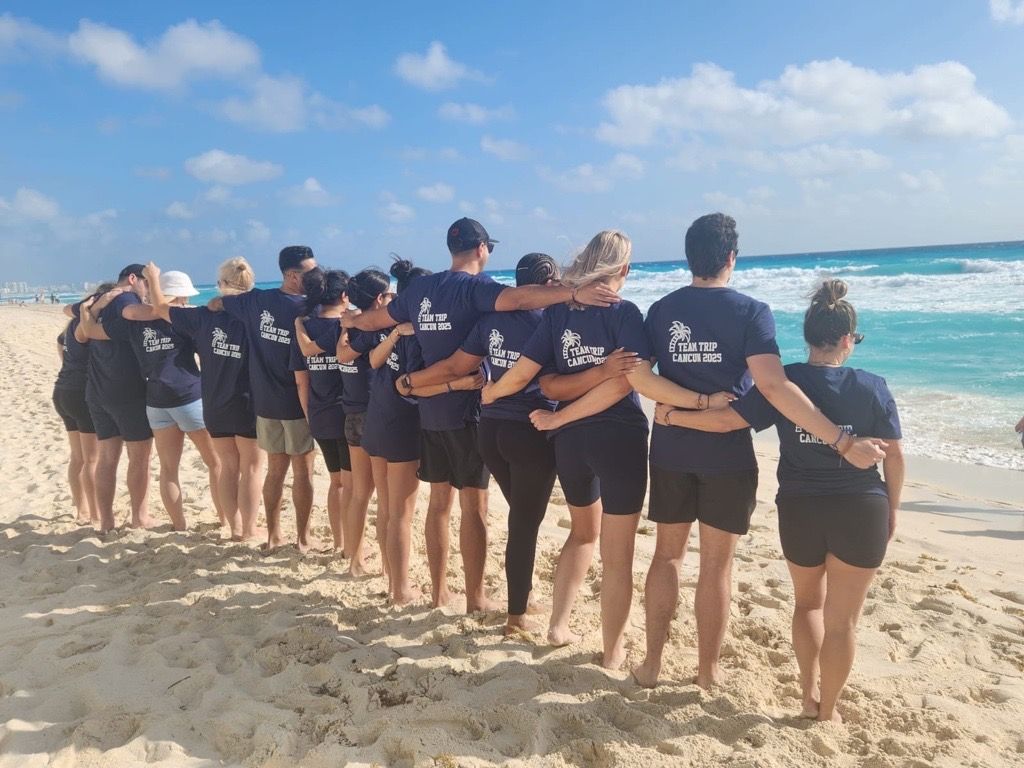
left=178, top=241, right=1021, bottom=471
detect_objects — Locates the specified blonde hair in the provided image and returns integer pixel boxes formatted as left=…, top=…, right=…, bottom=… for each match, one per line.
left=561, top=230, right=631, bottom=289
left=217, top=257, right=255, bottom=296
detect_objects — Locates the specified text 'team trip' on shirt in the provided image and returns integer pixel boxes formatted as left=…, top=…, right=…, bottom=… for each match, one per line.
left=360, top=330, right=423, bottom=427
left=521, top=300, right=650, bottom=434
left=121, top=318, right=202, bottom=408
left=310, top=323, right=372, bottom=415
left=85, top=292, right=147, bottom=405
left=222, top=288, right=305, bottom=421
left=386, top=270, right=505, bottom=431
left=288, top=315, right=345, bottom=440
left=645, top=286, right=779, bottom=474
left=169, top=306, right=254, bottom=436
left=461, top=309, right=556, bottom=423
left=731, top=363, right=901, bottom=499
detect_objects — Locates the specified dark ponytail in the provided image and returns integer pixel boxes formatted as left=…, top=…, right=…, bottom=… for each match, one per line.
left=303, top=267, right=350, bottom=315
left=389, top=254, right=431, bottom=294
left=347, top=268, right=390, bottom=311
left=804, top=279, right=857, bottom=348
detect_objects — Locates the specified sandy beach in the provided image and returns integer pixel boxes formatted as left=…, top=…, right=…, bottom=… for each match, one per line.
left=0, top=304, right=1022, bottom=768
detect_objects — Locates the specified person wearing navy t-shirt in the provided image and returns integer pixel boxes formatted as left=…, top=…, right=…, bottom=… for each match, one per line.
left=142, top=258, right=263, bottom=543
left=657, top=280, right=904, bottom=724
left=210, top=245, right=318, bottom=552
left=77, top=264, right=153, bottom=533
left=481, top=231, right=656, bottom=669
left=344, top=218, right=620, bottom=613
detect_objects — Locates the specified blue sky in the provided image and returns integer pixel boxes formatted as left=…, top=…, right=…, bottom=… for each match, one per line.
left=3, top=1, right=1024, bottom=284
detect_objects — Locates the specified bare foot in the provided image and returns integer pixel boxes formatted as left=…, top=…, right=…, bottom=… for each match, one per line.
left=631, top=659, right=661, bottom=688
left=261, top=532, right=286, bottom=551
left=602, top=647, right=627, bottom=671
left=392, top=586, right=423, bottom=606
left=348, top=559, right=368, bottom=577
left=297, top=537, right=321, bottom=555
left=466, top=596, right=501, bottom=614
left=505, top=615, right=541, bottom=636
left=800, top=699, right=820, bottom=719
left=816, top=709, right=842, bottom=724
left=694, top=667, right=723, bottom=690
left=525, top=597, right=549, bottom=615
left=547, top=626, right=580, bottom=647
left=431, top=589, right=454, bottom=609
left=126, top=515, right=157, bottom=530
left=75, top=514, right=92, bottom=526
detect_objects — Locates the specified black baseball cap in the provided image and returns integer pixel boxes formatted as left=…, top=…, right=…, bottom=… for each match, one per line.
left=447, top=218, right=498, bottom=254
left=117, top=263, right=146, bottom=282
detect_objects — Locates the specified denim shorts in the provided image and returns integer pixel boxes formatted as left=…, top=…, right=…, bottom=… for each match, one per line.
left=146, top=399, right=206, bottom=432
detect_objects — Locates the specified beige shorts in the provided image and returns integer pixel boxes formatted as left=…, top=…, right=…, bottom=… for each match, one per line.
left=256, top=416, right=313, bottom=455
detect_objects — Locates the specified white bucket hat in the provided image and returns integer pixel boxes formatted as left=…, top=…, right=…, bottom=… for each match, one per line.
left=160, top=270, right=199, bottom=298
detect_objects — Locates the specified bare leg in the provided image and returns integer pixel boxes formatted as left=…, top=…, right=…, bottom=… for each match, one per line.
left=65, top=431, right=87, bottom=522
left=94, top=437, right=122, bottom=532
left=343, top=446, right=373, bottom=572
left=124, top=438, right=153, bottom=529
left=325, top=470, right=348, bottom=552
left=633, top=522, right=692, bottom=687
left=818, top=554, right=876, bottom=723
left=187, top=428, right=227, bottom=530
left=386, top=461, right=421, bottom=605
left=459, top=486, right=495, bottom=613
left=235, top=437, right=265, bottom=541
left=291, top=451, right=315, bottom=552
left=211, top=436, right=242, bottom=539
left=152, top=426, right=187, bottom=530
left=548, top=502, right=601, bottom=646
left=263, top=452, right=289, bottom=548
left=599, top=512, right=640, bottom=670
left=425, top=482, right=455, bottom=607
left=694, top=523, right=739, bottom=688
left=787, top=559, right=827, bottom=717
left=79, top=432, right=99, bottom=524
left=370, top=456, right=390, bottom=590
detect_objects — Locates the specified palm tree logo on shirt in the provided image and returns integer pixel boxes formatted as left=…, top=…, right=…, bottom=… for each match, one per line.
left=669, top=320, right=692, bottom=351
left=259, top=310, right=275, bottom=332
left=418, top=297, right=432, bottom=321
left=142, top=326, right=161, bottom=351
left=561, top=329, right=581, bottom=357
left=212, top=327, right=228, bottom=348
left=488, top=328, right=504, bottom=355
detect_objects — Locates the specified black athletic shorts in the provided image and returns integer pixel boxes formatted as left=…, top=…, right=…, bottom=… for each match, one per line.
left=208, top=426, right=258, bottom=440
left=315, top=437, right=353, bottom=474
left=778, top=493, right=890, bottom=569
left=53, top=387, right=95, bottom=434
left=87, top=397, right=152, bottom=442
left=553, top=422, right=648, bottom=516
left=418, top=424, right=490, bottom=490
left=648, top=465, right=758, bottom=535
left=344, top=410, right=367, bottom=448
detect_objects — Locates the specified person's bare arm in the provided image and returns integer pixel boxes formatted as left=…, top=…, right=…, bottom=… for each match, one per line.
left=882, top=439, right=905, bottom=541
left=747, top=353, right=887, bottom=469
left=336, top=329, right=362, bottom=364
left=341, top=306, right=395, bottom=331
left=537, top=348, right=641, bottom=401
left=493, top=280, right=619, bottom=311
left=63, top=304, right=74, bottom=319
left=79, top=300, right=110, bottom=341
left=73, top=320, right=89, bottom=344
left=410, top=369, right=485, bottom=398
left=404, top=349, right=484, bottom=390
left=294, top=371, right=310, bottom=420
left=294, top=317, right=326, bottom=357
left=481, top=356, right=543, bottom=405
left=530, top=377, right=633, bottom=431
left=56, top=338, right=64, bottom=363
left=369, top=324, right=414, bottom=369
left=652, top=401, right=751, bottom=432
left=121, top=303, right=160, bottom=322
left=625, top=360, right=736, bottom=410
left=142, top=262, right=172, bottom=322
left=207, top=296, right=225, bottom=312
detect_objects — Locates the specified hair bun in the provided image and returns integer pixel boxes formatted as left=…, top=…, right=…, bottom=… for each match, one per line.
left=390, top=256, right=414, bottom=281
left=812, top=278, right=848, bottom=307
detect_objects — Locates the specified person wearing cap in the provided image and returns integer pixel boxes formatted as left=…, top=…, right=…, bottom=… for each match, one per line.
left=343, top=218, right=619, bottom=612
left=77, top=264, right=154, bottom=532
left=91, top=268, right=225, bottom=533
left=136, top=260, right=263, bottom=542
left=208, top=246, right=318, bottom=551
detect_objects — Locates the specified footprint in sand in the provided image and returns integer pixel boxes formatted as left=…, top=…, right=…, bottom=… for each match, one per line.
left=55, top=637, right=108, bottom=658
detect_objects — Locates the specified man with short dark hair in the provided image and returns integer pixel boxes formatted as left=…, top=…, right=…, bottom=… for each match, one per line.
left=345, top=218, right=618, bottom=612
left=78, top=264, right=154, bottom=532
left=209, top=246, right=318, bottom=550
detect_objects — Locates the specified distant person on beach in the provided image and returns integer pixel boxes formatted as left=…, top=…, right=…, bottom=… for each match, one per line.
left=209, top=246, right=318, bottom=551
left=76, top=264, right=153, bottom=532
left=1016, top=416, right=1024, bottom=447
left=658, top=278, right=903, bottom=722
left=52, top=282, right=114, bottom=527
left=344, top=218, right=619, bottom=612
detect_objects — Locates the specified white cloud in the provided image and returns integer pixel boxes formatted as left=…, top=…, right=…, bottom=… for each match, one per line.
left=393, top=41, right=485, bottom=91
left=135, top=166, right=171, bottom=180
left=310, top=95, right=390, bottom=130
left=598, top=59, right=1011, bottom=146
left=899, top=170, right=945, bottom=192
left=0, top=187, right=59, bottom=221
left=416, top=182, right=455, bottom=203
left=481, top=135, right=529, bottom=161
left=990, top=0, right=1024, bottom=23
left=82, top=208, right=117, bottom=227
left=184, top=149, right=283, bottom=185
left=378, top=193, right=415, bottom=224
left=203, top=185, right=231, bottom=203
left=0, top=13, right=63, bottom=57
left=165, top=201, right=194, bottom=219
left=438, top=102, right=514, bottom=124
left=531, top=206, right=552, bottom=221
left=282, top=177, right=335, bottom=207
left=742, top=144, right=891, bottom=176
left=538, top=153, right=646, bottom=193
left=68, top=18, right=259, bottom=90
left=246, top=219, right=270, bottom=245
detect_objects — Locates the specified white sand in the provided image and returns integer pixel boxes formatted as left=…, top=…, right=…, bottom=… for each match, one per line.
left=1, top=304, right=1022, bottom=767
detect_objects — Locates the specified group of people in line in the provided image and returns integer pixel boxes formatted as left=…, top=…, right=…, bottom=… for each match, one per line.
left=52, top=213, right=904, bottom=723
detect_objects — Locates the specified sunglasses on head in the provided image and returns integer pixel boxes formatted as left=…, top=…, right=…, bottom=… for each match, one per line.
left=852, top=332, right=864, bottom=344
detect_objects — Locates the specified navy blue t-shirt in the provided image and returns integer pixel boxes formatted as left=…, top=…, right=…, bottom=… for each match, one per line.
left=314, top=324, right=372, bottom=415
left=732, top=363, right=902, bottom=498
left=462, top=310, right=556, bottom=423
left=288, top=315, right=345, bottom=439
left=119, top=318, right=202, bottom=408
left=522, top=300, right=650, bottom=432
left=363, top=329, right=423, bottom=424
left=169, top=306, right=254, bottom=435
left=387, top=270, right=505, bottom=431
left=222, top=288, right=305, bottom=420
left=645, top=286, right=780, bottom=474
left=54, top=319, right=89, bottom=391
left=85, top=292, right=147, bottom=405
